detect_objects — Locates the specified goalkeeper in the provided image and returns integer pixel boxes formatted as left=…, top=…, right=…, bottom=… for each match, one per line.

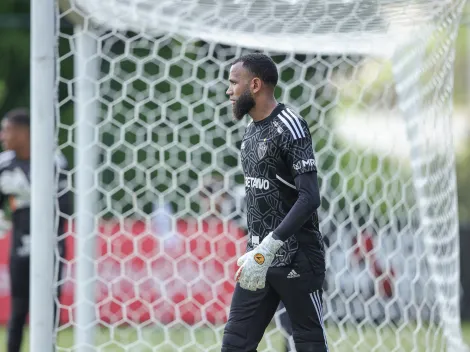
left=0, top=108, right=72, bottom=352
left=222, top=53, right=328, bottom=352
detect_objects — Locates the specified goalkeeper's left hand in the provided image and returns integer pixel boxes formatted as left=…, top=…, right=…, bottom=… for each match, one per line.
left=235, top=232, right=283, bottom=291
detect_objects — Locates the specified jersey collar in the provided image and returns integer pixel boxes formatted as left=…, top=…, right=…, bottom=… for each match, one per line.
left=253, top=103, right=285, bottom=125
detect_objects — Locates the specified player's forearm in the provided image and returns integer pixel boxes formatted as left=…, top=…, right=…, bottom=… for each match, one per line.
left=272, top=171, right=320, bottom=242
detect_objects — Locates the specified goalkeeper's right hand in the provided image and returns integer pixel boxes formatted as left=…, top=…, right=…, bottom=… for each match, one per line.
left=0, top=210, right=11, bottom=238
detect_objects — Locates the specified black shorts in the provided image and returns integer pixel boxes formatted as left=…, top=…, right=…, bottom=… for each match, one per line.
left=9, top=257, right=63, bottom=299
left=9, top=258, right=30, bottom=299
left=222, top=248, right=328, bottom=352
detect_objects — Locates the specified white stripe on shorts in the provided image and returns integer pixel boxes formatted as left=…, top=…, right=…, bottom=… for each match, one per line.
left=309, top=290, right=329, bottom=351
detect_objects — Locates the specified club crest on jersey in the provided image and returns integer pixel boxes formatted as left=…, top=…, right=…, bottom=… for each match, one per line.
left=257, top=139, right=268, bottom=159
left=273, top=121, right=284, bottom=134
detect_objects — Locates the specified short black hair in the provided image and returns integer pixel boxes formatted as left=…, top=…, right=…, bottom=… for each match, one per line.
left=233, top=53, right=278, bottom=87
left=4, top=108, right=30, bottom=127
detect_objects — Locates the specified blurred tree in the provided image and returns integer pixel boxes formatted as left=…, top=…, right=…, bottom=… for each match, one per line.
left=0, top=1, right=30, bottom=117
left=0, top=1, right=75, bottom=166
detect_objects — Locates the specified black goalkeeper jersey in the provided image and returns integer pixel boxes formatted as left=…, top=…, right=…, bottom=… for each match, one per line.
left=0, top=150, right=71, bottom=260
left=241, top=103, right=324, bottom=268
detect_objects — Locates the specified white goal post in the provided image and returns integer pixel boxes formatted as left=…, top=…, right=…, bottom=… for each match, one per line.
left=31, top=0, right=470, bottom=351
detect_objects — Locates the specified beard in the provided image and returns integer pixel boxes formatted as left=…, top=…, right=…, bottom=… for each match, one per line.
left=233, top=89, right=255, bottom=121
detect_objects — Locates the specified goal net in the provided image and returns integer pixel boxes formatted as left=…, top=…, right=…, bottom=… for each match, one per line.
left=52, top=0, right=468, bottom=351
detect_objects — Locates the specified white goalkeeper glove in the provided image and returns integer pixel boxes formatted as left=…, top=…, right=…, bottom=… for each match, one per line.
left=235, top=232, right=283, bottom=291
left=0, top=210, right=11, bottom=239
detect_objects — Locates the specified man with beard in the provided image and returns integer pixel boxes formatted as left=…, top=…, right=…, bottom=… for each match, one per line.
left=221, top=53, right=328, bottom=352
left=0, top=108, right=72, bottom=352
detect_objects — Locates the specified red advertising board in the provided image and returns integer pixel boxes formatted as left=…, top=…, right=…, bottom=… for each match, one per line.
left=0, top=218, right=247, bottom=325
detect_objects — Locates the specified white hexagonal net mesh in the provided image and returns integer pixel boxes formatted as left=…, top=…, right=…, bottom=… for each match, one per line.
left=52, top=0, right=469, bottom=351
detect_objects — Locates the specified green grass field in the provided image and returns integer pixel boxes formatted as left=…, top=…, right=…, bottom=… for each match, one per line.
left=2, top=322, right=470, bottom=352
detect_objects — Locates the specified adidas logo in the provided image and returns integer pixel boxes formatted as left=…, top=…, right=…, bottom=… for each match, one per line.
left=287, top=269, right=300, bottom=279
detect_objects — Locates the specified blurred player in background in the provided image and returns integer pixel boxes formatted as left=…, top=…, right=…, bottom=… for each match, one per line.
left=0, top=108, right=72, bottom=352
left=222, top=53, right=328, bottom=352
